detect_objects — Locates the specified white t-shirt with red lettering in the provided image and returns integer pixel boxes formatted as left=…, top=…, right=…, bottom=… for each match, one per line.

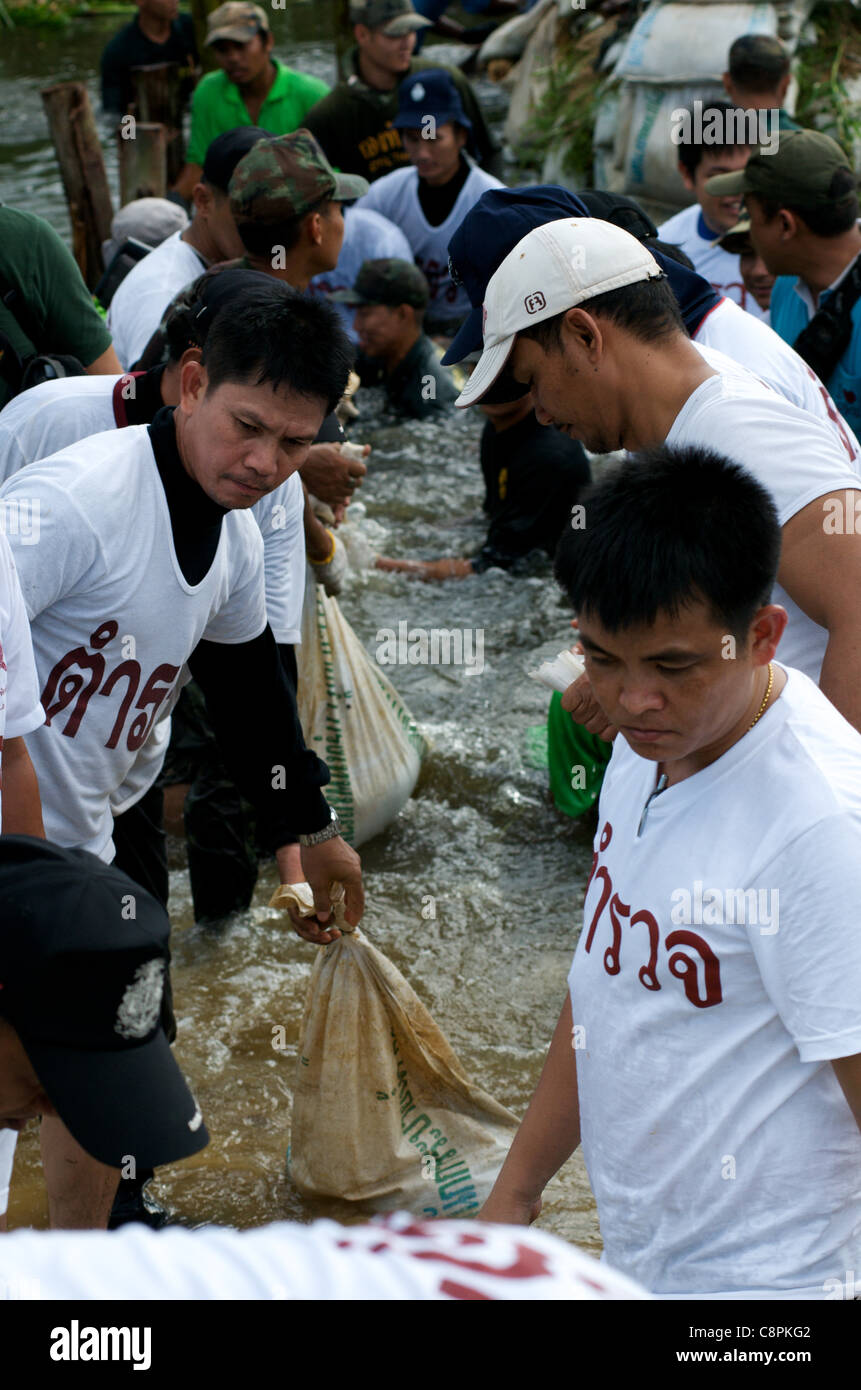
left=0, top=426, right=266, bottom=859
left=0, top=1211, right=647, bottom=1299
left=668, top=345, right=861, bottom=682
left=570, top=666, right=861, bottom=1298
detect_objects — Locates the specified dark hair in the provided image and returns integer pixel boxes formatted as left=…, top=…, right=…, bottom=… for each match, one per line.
left=643, top=237, right=695, bottom=272
left=554, top=444, right=781, bottom=639
left=201, top=288, right=354, bottom=413
left=750, top=169, right=860, bottom=238
left=728, top=35, right=790, bottom=93
left=162, top=266, right=278, bottom=363
left=235, top=196, right=333, bottom=257
left=519, top=275, right=685, bottom=350
left=677, top=101, right=755, bottom=175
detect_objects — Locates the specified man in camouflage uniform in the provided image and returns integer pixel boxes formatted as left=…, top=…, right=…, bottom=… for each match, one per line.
left=304, top=0, right=500, bottom=183
left=332, top=258, right=458, bottom=418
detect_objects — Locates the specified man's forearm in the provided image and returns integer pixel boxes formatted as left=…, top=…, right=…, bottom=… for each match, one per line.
left=1, top=737, right=45, bottom=837
left=819, top=626, right=861, bottom=734
left=483, top=993, right=581, bottom=1216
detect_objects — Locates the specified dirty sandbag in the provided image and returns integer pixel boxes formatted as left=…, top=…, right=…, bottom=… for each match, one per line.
left=270, top=883, right=519, bottom=1217
left=295, top=571, right=426, bottom=847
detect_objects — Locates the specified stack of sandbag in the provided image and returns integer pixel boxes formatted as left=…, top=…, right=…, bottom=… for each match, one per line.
left=271, top=883, right=519, bottom=1216
left=593, top=0, right=813, bottom=209
left=295, top=567, right=426, bottom=847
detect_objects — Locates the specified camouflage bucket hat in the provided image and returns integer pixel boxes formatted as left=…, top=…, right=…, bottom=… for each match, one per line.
left=329, top=257, right=430, bottom=309
left=229, top=131, right=369, bottom=223
left=206, top=1, right=269, bottom=45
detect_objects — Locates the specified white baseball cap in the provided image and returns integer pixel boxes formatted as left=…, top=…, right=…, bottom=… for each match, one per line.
left=455, top=218, right=664, bottom=408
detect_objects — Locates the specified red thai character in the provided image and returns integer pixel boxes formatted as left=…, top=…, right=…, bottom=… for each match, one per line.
left=665, top=930, right=723, bottom=1008
left=126, top=662, right=180, bottom=751
left=98, top=660, right=141, bottom=749
left=41, top=621, right=119, bottom=738
left=585, top=820, right=613, bottom=896
left=604, top=892, right=629, bottom=975
left=584, top=867, right=612, bottom=954
left=630, top=908, right=661, bottom=991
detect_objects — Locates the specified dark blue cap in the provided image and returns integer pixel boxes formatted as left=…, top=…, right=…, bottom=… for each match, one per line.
left=441, top=183, right=721, bottom=365
left=392, top=68, right=472, bottom=135
left=441, top=185, right=591, bottom=365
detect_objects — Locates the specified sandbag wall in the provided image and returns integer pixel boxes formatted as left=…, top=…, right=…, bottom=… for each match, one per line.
left=593, top=0, right=813, bottom=212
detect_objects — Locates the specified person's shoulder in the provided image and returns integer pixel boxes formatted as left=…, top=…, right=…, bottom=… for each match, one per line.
left=657, top=203, right=697, bottom=240
left=177, top=13, right=197, bottom=45
left=100, top=17, right=139, bottom=61
left=278, top=60, right=329, bottom=98
left=191, top=67, right=229, bottom=104
left=761, top=668, right=861, bottom=818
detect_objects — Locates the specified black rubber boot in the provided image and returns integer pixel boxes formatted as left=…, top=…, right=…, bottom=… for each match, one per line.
left=107, top=1169, right=173, bottom=1230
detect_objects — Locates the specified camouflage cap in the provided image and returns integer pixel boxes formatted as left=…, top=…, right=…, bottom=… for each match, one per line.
left=206, top=1, right=269, bottom=46
left=349, top=0, right=432, bottom=36
left=229, top=131, right=369, bottom=224
left=329, top=257, right=429, bottom=309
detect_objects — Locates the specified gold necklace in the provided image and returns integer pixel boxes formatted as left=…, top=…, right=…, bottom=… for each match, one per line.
left=749, top=662, right=774, bottom=730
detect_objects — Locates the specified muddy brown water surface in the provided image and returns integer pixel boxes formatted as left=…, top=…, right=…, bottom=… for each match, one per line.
left=2, top=8, right=601, bottom=1251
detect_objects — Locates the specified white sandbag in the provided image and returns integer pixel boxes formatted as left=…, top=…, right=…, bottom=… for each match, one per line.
left=503, top=0, right=561, bottom=147
left=613, top=2, right=777, bottom=84
left=478, top=0, right=554, bottom=65
left=296, top=571, right=426, bottom=847
left=612, top=81, right=727, bottom=207
left=271, top=882, right=519, bottom=1215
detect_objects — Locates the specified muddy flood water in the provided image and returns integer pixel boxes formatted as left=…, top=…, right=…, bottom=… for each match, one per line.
left=2, top=6, right=601, bottom=1250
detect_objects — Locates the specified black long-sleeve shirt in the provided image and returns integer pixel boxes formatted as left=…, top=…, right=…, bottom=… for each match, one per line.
left=148, top=407, right=330, bottom=847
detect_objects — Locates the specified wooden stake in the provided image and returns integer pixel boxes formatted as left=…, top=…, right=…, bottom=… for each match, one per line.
left=117, top=123, right=169, bottom=203
left=40, top=82, right=114, bottom=290
left=130, top=63, right=187, bottom=185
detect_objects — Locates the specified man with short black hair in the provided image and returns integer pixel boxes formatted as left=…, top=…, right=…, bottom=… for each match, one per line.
left=100, top=0, right=197, bottom=116
left=172, top=2, right=329, bottom=202
left=480, top=444, right=861, bottom=1298
left=457, top=216, right=861, bottom=734
left=722, top=33, right=800, bottom=131
left=658, top=102, right=765, bottom=318
left=332, top=257, right=457, bottom=417
left=716, top=214, right=775, bottom=316
left=304, top=0, right=498, bottom=184
left=707, top=129, right=861, bottom=431
left=108, top=125, right=269, bottom=369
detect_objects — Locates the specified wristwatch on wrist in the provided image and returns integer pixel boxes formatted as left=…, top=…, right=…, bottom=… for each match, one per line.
left=297, top=806, right=342, bottom=847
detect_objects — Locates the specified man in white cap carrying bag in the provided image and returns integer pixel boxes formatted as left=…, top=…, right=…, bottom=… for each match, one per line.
left=456, top=217, right=861, bottom=735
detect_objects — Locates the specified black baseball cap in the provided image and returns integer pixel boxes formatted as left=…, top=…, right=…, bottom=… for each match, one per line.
left=203, top=125, right=272, bottom=194
left=0, top=838, right=208, bottom=1169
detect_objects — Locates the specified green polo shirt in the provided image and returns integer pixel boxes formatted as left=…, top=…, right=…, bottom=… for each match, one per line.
left=186, top=58, right=329, bottom=166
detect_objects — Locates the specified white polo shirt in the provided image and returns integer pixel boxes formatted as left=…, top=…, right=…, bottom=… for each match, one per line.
left=107, top=231, right=206, bottom=369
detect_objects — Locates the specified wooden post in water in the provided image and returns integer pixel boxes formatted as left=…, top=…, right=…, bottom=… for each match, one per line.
left=117, top=122, right=169, bottom=203
left=130, top=63, right=186, bottom=186
left=41, top=82, right=114, bottom=290
left=333, top=0, right=353, bottom=80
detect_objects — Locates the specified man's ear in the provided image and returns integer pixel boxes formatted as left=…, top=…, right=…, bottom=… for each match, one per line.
left=179, top=356, right=208, bottom=412
left=263, top=29, right=274, bottom=55
left=778, top=208, right=798, bottom=241
left=678, top=162, right=695, bottom=193
left=192, top=182, right=213, bottom=218
left=562, top=307, right=603, bottom=365
left=721, top=71, right=734, bottom=99
left=776, top=72, right=790, bottom=106
left=307, top=209, right=324, bottom=247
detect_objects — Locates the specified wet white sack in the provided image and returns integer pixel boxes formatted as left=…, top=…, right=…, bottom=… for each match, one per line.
left=271, top=884, right=519, bottom=1216
left=296, top=574, right=426, bottom=846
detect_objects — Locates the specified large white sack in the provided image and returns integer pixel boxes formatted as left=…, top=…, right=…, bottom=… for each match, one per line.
left=614, top=2, right=778, bottom=84
left=296, top=571, right=426, bottom=847
left=271, top=883, right=519, bottom=1215
left=610, top=81, right=728, bottom=206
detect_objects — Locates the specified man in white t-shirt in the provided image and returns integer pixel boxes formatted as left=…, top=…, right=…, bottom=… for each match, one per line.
left=354, top=67, right=502, bottom=331
left=658, top=101, right=767, bottom=321
left=107, top=126, right=268, bottom=369
left=481, top=444, right=861, bottom=1297
left=0, top=286, right=364, bottom=1229
left=457, top=217, right=861, bottom=733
